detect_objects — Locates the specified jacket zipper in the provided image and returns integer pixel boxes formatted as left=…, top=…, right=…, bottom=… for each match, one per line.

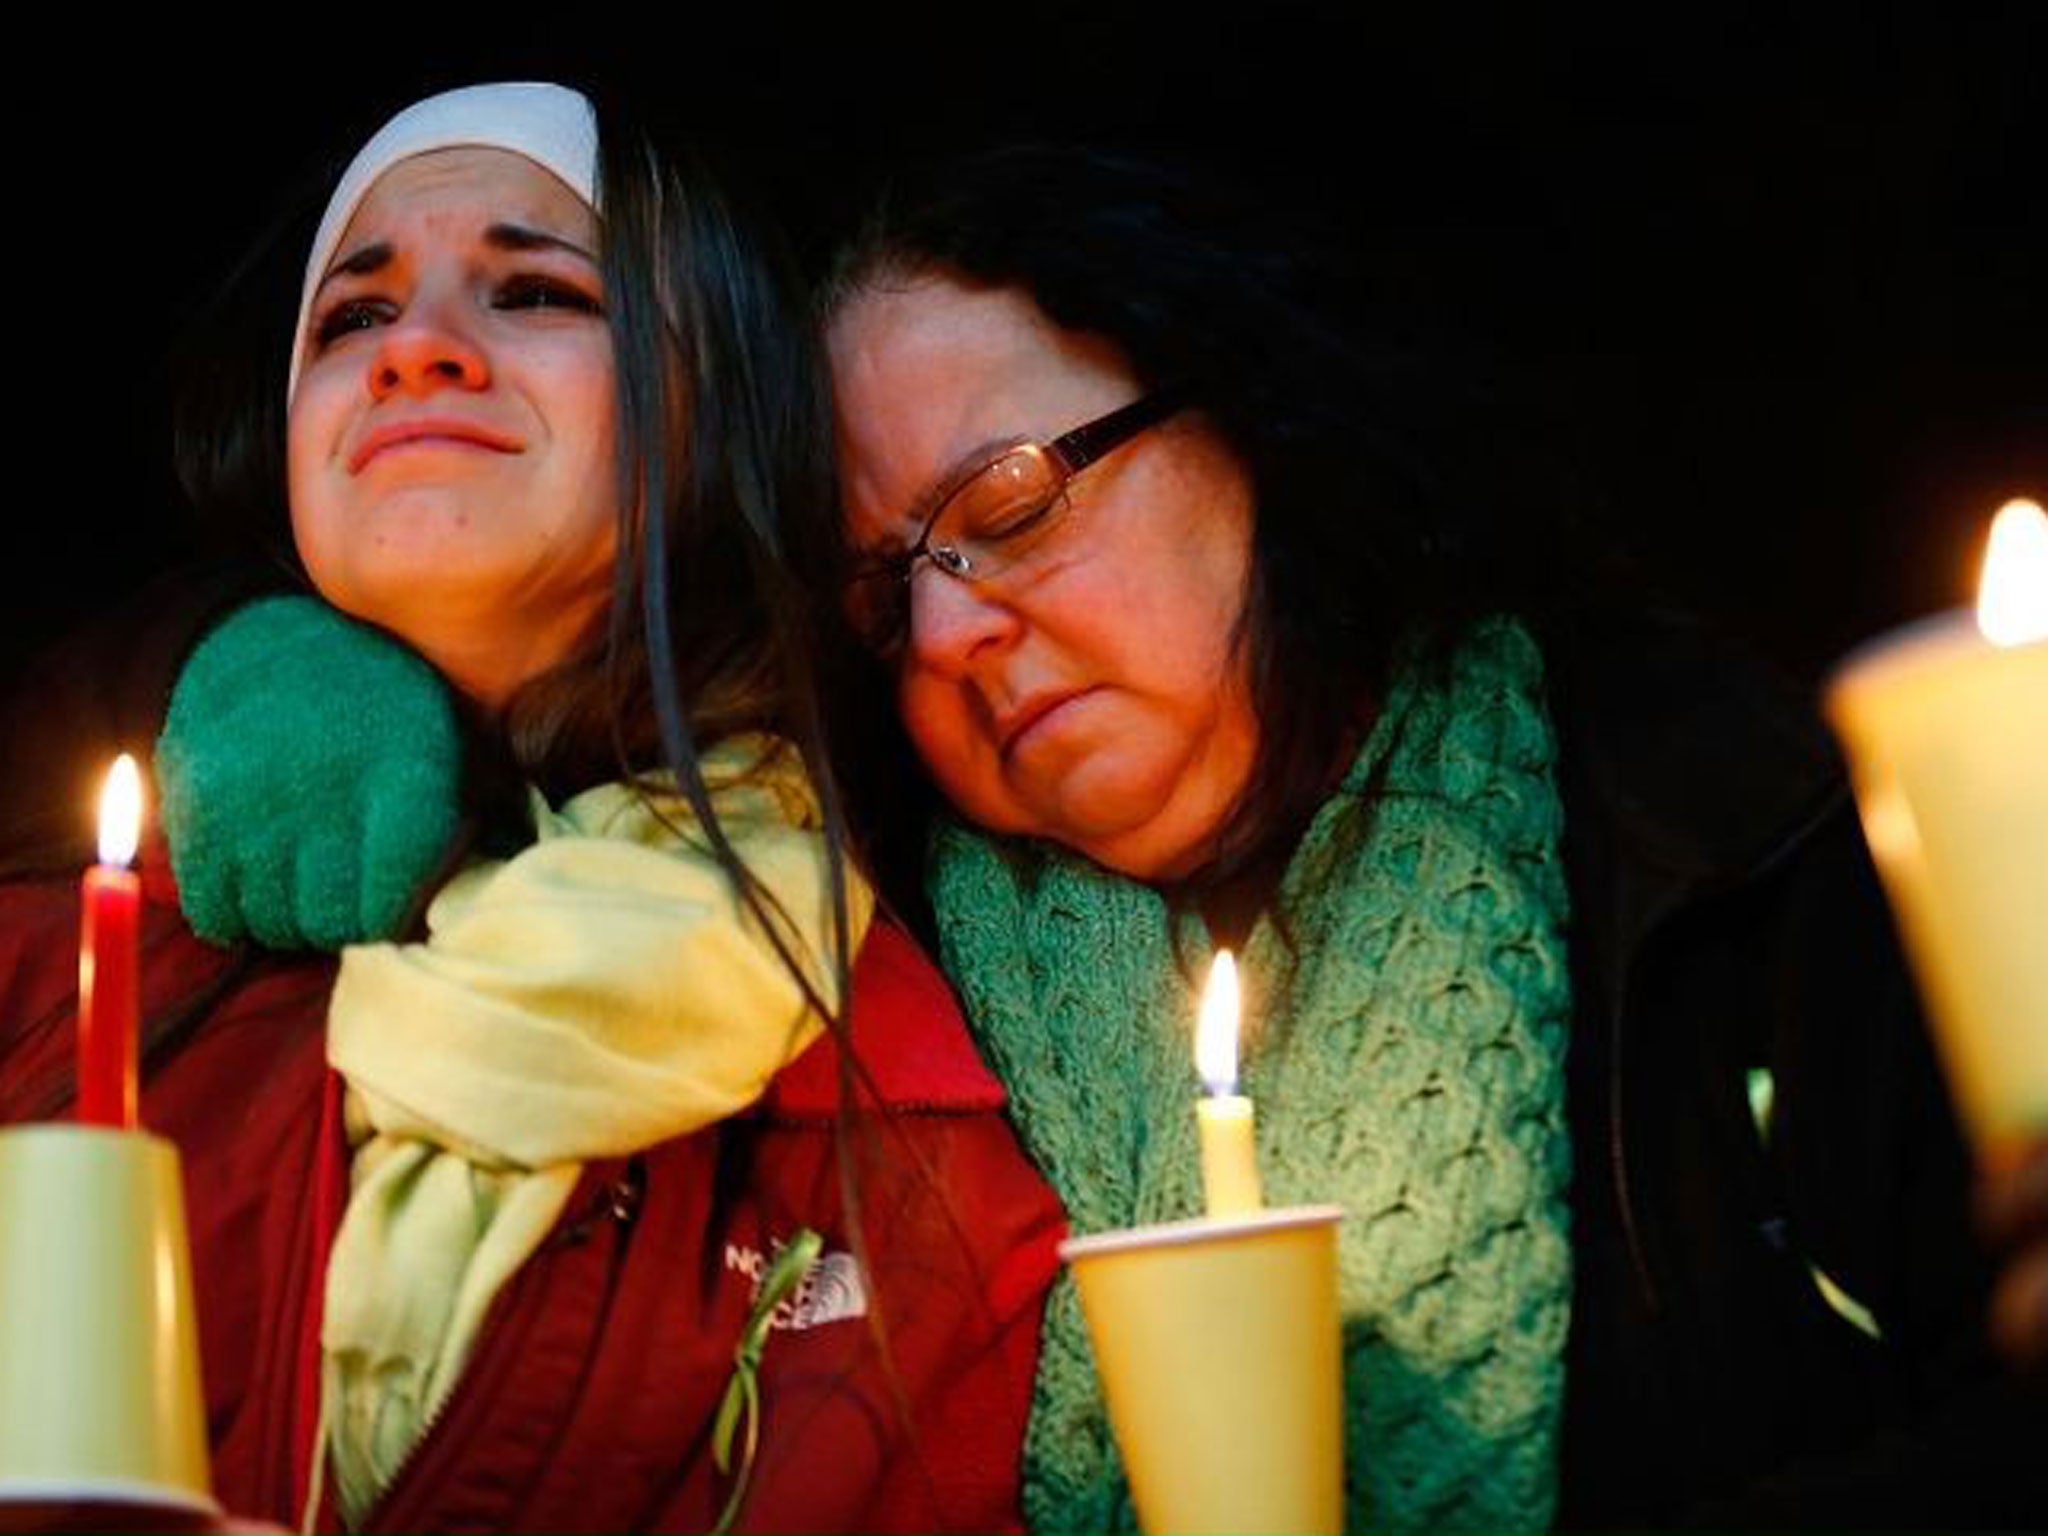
left=1607, top=780, right=1851, bottom=1318
left=341, top=1158, right=644, bottom=1533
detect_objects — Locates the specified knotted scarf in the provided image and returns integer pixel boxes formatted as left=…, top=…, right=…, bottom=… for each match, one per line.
left=930, top=618, right=1572, bottom=1532
left=319, top=737, right=870, bottom=1524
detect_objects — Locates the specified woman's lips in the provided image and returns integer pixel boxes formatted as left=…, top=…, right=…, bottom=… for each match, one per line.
left=349, top=418, right=524, bottom=473
left=999, top=688, right=1092, bottom=759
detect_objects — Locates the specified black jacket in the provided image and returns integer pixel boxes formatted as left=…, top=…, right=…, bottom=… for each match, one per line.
left=1545, top=606, right=2046, bottom=1528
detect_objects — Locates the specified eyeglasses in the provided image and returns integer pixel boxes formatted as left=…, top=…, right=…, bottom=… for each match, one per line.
left=843, top=388, right=1188, bottom=659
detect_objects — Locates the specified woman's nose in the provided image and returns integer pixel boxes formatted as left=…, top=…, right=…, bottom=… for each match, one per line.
left=367, top=300, right=490, bottom=400
left=905, top=566, right=1021, bottom=677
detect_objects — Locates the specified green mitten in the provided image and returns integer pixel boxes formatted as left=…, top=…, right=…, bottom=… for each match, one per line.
left=155, top=595, right=463, bottom=950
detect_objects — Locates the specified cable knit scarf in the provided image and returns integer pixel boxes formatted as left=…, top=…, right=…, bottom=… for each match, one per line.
left=320, top=738, right=870, bottom=1525
left=930, top=618, right=1573, bottom=1533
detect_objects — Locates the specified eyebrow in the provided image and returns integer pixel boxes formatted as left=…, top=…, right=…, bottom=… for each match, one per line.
left=314, top=221, right=598, bottom=297
left=897, top=433, right=1032, bottom=537
left=484, top=221, right=597, bottom=261
left=319, top=241, right=394, bottom=288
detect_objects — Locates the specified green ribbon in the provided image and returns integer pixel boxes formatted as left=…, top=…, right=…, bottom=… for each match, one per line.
left=710, top=1227, right=823, bottom=1535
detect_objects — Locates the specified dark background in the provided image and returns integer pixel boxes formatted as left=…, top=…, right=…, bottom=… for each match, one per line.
left=5, top=5, right=2042, bottom=701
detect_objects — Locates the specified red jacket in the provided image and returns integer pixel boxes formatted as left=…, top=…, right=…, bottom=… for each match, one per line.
left=0, top=848, right=1065, bottom=1533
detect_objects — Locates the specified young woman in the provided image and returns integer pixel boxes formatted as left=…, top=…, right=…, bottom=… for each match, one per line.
left=812, top=143, right=2044, bottom=1530
left=0, top=85, right=1060, bottom=1532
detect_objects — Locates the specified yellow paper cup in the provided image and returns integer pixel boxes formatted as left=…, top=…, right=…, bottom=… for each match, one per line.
left=0, top=1124, right=215, bottom=1516
left=1061, top=1204, right=1344, bottom=1535
left=1826, top=617, right=2048, bottom=1168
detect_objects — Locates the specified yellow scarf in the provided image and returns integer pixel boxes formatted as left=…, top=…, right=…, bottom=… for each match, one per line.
left=317, top=737, right=870, bottom=1525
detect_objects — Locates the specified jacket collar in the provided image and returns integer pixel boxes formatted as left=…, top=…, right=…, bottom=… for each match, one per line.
left=1542, top=603, right=1850, bottom=967
left=765, top=918, right=1008, bottom=1120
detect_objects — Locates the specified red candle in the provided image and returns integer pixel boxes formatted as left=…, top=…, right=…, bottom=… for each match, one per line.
left=78, top=754, right=143, bottom=1129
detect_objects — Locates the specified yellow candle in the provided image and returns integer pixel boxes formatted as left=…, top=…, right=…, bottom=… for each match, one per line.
left=1826, top=498, right=2048, bottom=1168
left=1194, top=950, right=1264, bottom=1216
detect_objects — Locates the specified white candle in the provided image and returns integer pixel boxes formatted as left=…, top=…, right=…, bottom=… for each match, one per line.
left=1194, top=950, right=1264, bottom=1217
left=1826, top=499, right=2048, bottom=1168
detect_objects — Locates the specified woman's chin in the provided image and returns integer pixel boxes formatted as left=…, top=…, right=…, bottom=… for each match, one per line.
left=1037, top=783, right=1222, bottom=882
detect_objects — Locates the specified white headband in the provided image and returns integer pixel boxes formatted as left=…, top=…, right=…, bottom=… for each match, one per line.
left=286, top=81, right=600, bottom=403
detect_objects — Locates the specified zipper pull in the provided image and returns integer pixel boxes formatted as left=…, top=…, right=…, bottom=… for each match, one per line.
left=549, top=1157, right=646, bottom=1249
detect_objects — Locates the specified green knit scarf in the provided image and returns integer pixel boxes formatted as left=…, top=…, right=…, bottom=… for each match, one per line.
left=930, top=617, right=1573, bottom=1533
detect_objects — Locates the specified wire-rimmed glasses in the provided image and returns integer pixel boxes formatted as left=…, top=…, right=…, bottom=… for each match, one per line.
left=843, top=388, right=1188, bottom=659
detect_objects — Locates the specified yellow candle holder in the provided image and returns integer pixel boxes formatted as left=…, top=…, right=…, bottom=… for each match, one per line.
left=1061, top=1204, right=1344, bottom=1535
left=0, top=1124, right=215, bottom=1523
left=1826, top=614, right=2048, bottom=1168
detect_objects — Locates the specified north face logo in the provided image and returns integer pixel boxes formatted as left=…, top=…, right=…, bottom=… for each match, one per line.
left=724, top=1239, right=869, bottom=1330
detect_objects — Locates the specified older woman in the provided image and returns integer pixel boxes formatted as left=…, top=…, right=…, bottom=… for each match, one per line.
left=0, top=87, right=1059, bottom=1532
left=813, top=144, right=2042, bottom=1529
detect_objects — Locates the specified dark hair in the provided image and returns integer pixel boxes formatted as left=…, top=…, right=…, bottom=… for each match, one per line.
left=816, top=142, right=1609, bottom=909
left=169, top=84, right=855, bottom=1005
left=6, top=88, right=953, bottom=1462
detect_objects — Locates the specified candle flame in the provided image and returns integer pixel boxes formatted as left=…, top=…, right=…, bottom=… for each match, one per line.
left=1195, top=949, right=1241, bottom=1096
left=1976, top=498, right=2048, bottom=647
left=97, top=754, right=142, bottom=868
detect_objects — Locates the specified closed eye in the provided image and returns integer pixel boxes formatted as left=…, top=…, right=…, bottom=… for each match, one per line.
left=970, top=492, right=1062, bottom=542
